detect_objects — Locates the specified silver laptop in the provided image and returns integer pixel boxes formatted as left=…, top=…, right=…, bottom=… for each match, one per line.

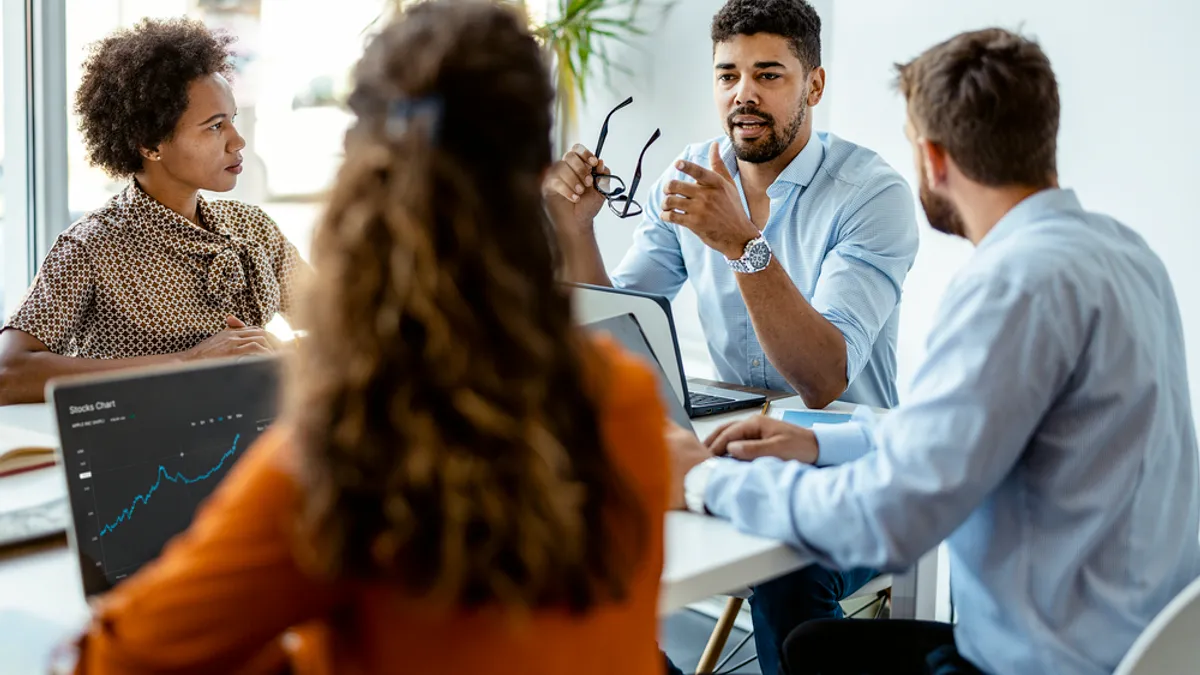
left=584, top=313, right=695, bottom=431
left=47, top=357, right=281, bottom=596
left=572, top=283, right=766, bottom=417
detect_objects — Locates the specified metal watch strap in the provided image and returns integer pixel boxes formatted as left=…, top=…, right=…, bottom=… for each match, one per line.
left=726, top=235, right=772, bottom=274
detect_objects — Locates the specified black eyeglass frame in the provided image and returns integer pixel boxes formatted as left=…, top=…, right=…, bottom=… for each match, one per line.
left=591, top=96, right=661, bottom=219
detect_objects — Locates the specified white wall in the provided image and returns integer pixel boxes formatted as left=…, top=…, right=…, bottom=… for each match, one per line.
left=570, top=0, right=833, bottom=377
left=824, top=0, right=1200, bottom=424
left=575, top=1, right=1200, bottom=427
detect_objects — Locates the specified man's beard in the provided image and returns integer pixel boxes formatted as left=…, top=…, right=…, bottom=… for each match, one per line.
left=918, top=170, right=966, bottom=238
left=727, top=98, right=806, bottom=164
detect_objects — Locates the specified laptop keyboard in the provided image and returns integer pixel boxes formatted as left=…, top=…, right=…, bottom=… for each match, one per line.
left=689, top=392, right=735, bottom=408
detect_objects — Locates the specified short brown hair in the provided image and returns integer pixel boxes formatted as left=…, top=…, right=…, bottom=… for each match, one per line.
left=896, top=28, right=1059, bottom=187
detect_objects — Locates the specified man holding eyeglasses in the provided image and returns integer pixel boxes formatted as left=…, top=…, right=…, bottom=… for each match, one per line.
left=544, top=0, right=918, bottom=673
left=545, top=0, right=916, bottom=413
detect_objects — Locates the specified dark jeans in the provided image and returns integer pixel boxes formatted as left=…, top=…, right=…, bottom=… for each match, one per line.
left=663, top=565, right=878, bottom=675
left=782, top=619, right=984, bottom=675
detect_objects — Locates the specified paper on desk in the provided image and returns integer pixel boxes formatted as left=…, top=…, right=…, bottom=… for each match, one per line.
left=0, top=466, right=66, bottom=514
left=0, top=610, right=78, bottom=674
left=0, top=423, right=57, bottom=453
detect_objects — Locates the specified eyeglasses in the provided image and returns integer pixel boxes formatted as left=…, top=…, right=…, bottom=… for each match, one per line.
left=593, top=96, right=661, bottom=219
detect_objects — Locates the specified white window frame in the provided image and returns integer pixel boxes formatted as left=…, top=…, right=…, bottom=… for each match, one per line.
left=3, top=0, right=68, bottom=317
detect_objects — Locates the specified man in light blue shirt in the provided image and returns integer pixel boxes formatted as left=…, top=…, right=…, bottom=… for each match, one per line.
left=543, top=2, right=917, bottom=672
left=672, top=28, right=1200, bottom=675
left=611, top=130, right=914, bottom=410
left=544, top=0, right=917, bottom=412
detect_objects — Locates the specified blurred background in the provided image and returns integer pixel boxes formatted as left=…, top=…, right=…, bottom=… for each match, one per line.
left=3, top=0, right=1199, bottom=424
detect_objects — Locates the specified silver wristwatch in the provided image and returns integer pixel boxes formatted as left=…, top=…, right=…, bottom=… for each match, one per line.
left=684, top=457, right=723, bottom=515
left=726, top=235, right=773, bottom=274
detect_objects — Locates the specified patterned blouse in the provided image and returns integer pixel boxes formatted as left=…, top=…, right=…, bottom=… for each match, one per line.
left=3, top=182, right=306, bottom=359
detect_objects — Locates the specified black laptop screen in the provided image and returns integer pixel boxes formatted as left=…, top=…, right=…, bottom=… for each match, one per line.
left=51, top=358, right=280, bottom=595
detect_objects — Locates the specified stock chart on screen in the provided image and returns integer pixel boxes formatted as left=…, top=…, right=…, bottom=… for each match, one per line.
left=52, top=358, right=279, bottom=592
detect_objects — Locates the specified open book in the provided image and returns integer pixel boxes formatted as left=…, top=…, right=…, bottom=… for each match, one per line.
left=0, top=424, right=64, bottom=547
left=0, top=425, right=57, bottom=477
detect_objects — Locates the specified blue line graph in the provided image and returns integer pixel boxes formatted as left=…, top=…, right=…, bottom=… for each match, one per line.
left=98, top=434, right=242, bottom=537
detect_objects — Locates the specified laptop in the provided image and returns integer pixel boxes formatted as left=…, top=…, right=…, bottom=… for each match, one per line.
left=572, top=283, right=766, bottom=417
left=47, top=357, right=281, bottom=596
left=584, top=313, right=694, bottom=432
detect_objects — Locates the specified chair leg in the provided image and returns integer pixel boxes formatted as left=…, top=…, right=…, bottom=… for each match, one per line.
left=714, top=630, right=756, bottom=673
left=874, top=590, right=888, bottom=619
left=696, top=597, right=743, bottom=675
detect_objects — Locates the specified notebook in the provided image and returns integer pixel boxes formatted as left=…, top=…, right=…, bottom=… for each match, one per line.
left=0, top=425, right=57, bottom=477
left=780, top=410, right=853, bottom=428
left=0, top=426, right=67, bottom=548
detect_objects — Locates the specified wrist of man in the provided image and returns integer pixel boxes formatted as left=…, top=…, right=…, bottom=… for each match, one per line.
left=546, top=203, right=593, bottom=233
left=684, top=457, right=723, bottom=515
left=566, top=215, right=597, bottom=237
left=718, top=225, right=762, bottom=260
left=718, top=239, right=751, bottom=260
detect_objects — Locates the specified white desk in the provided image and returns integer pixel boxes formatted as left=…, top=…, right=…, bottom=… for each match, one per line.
left=659, top=398, right=862, bottom=613
left=0, top=400, right=820, bottom=623
left=1, top=396, right=948, bottom=614
left=0, top=402, right=56, bottom=438
left=1, top=396, right=957, bottom=670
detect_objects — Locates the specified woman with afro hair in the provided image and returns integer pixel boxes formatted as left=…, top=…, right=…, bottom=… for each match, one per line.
left=0, top=17, right=307, bottom=404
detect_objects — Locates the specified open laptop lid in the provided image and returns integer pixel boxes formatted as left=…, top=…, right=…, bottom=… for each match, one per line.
left=47, top=357, right=281, bottom=596
left=571, top=283, right=689, bottom=408
left=584, top=313, right=694, bottom=433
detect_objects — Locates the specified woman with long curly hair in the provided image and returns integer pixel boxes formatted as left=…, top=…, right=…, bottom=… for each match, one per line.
left=70, top=2, right=669, bottom=674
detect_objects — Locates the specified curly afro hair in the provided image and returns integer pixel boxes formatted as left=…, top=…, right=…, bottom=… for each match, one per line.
left=74, top=17, right=235, bottom=178
left=711, top=0, right=822, bottom=70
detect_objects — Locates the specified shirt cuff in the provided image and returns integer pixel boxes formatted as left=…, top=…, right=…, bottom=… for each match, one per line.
left=813, top=421, right=873, bottom=466
left=818, top=311, right=869, bottom=385
left=703, top=457, right=751, bottom=520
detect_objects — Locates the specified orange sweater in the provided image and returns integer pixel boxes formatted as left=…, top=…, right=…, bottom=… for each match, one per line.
left=74, top=341, right=667, bottom=675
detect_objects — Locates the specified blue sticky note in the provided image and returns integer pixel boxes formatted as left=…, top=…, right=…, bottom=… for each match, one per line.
left=781, top=410, right=852, bottom=428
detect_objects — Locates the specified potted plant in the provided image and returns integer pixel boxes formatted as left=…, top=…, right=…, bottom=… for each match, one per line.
left=376, top=0, right=674, bottom=152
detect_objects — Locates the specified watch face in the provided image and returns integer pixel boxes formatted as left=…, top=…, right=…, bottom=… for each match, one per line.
left=727, top=236, right=772, bottom=274
left=745, top=238, right=772, bottom=271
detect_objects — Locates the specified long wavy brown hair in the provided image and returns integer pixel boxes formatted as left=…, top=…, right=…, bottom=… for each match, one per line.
left=288, top=0, right=645, bottom=613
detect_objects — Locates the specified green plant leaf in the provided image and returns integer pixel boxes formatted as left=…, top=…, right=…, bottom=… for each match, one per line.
left=364, top=0, right=675, bottom=152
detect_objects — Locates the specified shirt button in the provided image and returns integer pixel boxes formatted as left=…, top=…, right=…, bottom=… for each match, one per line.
left=752, top=359, right=761, bottom=367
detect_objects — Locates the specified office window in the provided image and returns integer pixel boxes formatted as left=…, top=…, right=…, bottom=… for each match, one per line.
left=1, top=11, right=8, bottom=289
left=1, top=2, right=29, bottom=319
left=64, top=0, right=389, bottom=259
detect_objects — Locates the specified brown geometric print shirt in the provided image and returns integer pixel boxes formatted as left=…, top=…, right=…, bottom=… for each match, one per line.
left=3, top=182, right=307, bottom=359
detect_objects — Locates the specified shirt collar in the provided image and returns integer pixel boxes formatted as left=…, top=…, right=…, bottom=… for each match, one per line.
left=124, top=180, right=226, bottom=240
left=720, top=131, right=825, bottom=190
left=977, top=187, right=1083, bottom=251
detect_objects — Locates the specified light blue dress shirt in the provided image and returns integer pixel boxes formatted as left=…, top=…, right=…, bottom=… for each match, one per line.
left=703, top=188, right=1200, bottom=675
left=610, top=132, right=918, bottom=408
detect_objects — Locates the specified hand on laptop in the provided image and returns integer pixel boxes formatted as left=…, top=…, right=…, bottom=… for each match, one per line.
left=181, top=315, right=279, bottom=361
left=663, top=143, right=761, bottom=260
left=705, top=416, right=819, bottom=464
left=666, top=421, right=709, bottom=510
